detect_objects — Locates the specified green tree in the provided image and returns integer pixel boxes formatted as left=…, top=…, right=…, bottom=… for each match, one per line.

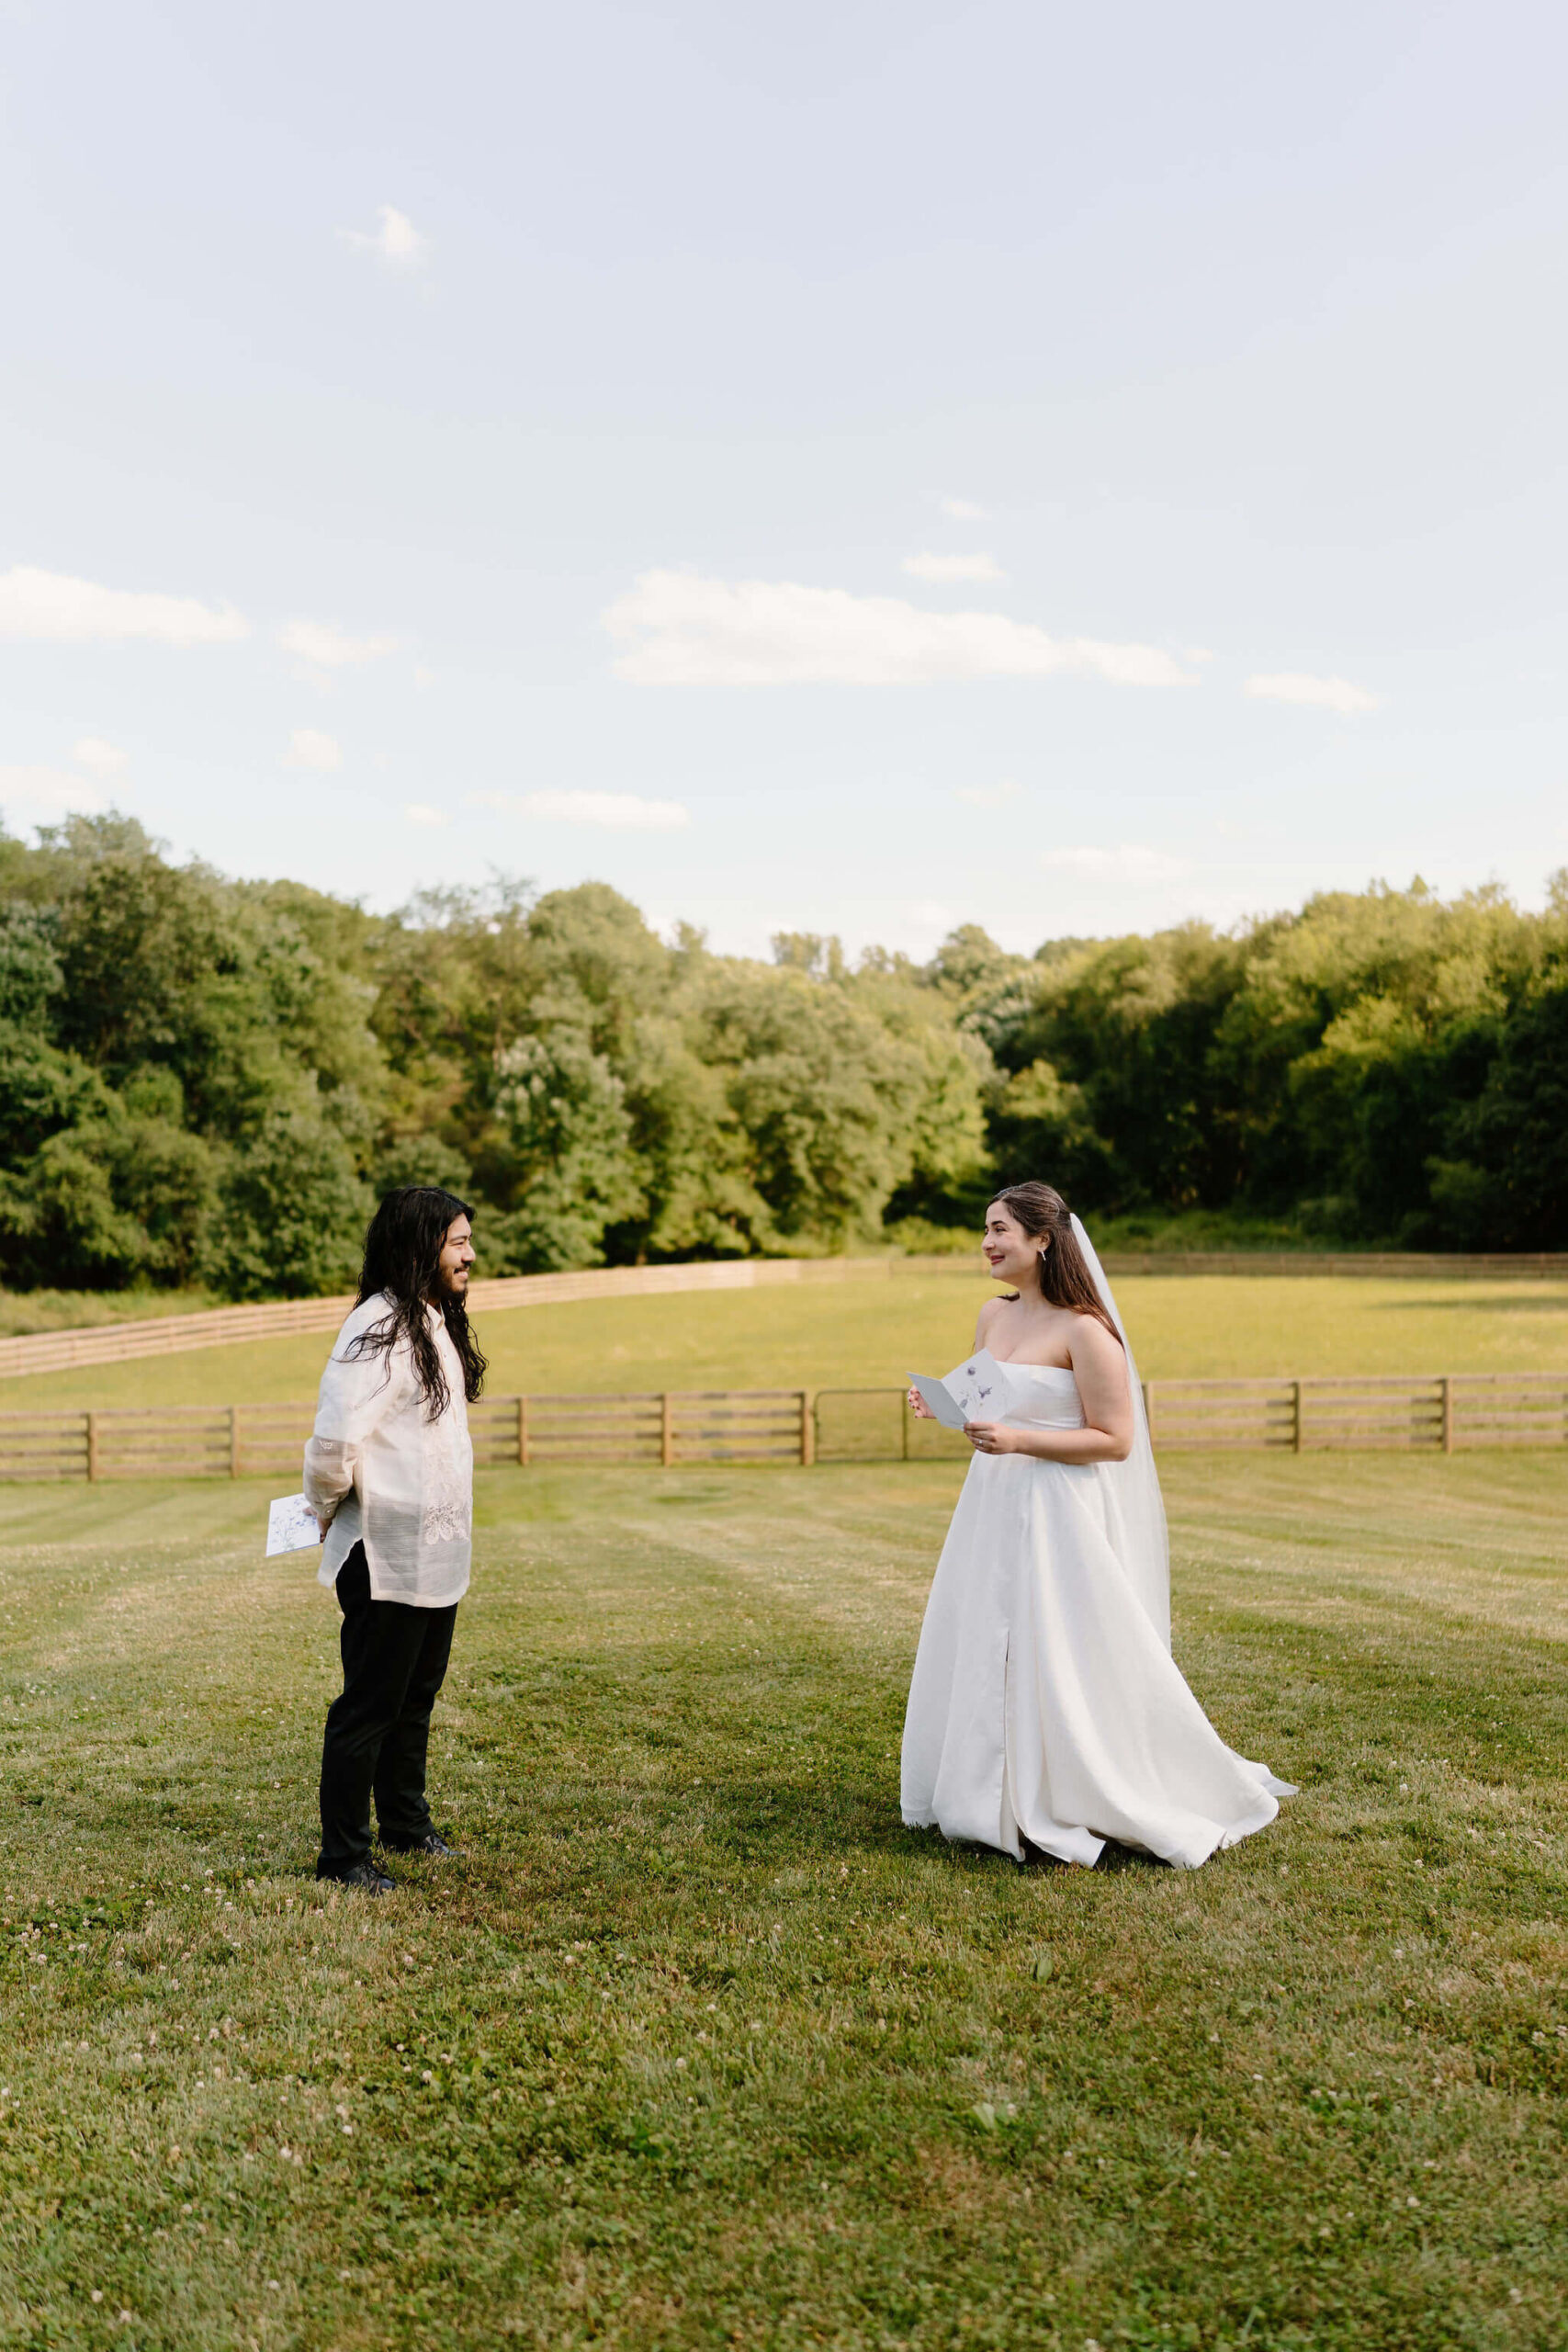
left=5, top=808, right=1567, bottom=1295
left=1429, top=968, right=1568, bottom=1247
left=488, top=1023, right=646, bottom=1272
left=1004, top=924, right=1251, bottom=1210
left=985, top=1058, right=1116, bottom=1203
left=203, top=1107, right=369, bottom=1300
left=689, top=959, right=930, bottom=1247
left=0, top=1089, right=220, bottom=1290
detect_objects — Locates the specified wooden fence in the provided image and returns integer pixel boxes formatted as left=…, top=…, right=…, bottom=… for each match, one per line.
left=1140, top=1372, right=1568, bottom=1450
left=0, top=1392, right=815, bottom=1483
left=814, top=1374, right=1568, bottom=1458
left=2, top=1373, right=1567, bottom=1482
left=6, top=1250, right=1566, bottom=1383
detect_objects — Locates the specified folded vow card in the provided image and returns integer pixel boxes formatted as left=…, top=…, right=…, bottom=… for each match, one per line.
left=907, top=1347, right=1024, bottom=1430
left=266, top=1493, right=322, bottom=1556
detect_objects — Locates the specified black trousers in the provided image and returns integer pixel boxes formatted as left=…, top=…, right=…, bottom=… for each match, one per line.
left=317, top=1542, right=457, bottom=1877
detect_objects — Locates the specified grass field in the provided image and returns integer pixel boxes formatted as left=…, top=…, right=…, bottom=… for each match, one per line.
left=10, top=1270, right=1568, bottom=1413
left=2, top=1454, right=1564, bottom=2348
left=0, top=1288, right=215, bottom=1341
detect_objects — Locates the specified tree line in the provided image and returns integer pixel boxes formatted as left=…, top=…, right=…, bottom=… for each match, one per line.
left=1, top=813, right=1563, bottom=1297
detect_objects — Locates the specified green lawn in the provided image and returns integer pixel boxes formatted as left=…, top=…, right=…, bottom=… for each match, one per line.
left=0, top=1286, right=216, bottom=1341
left=10, top=1271, right=1568, bottom=1413
left=2, top=1456, right=1564, bottom=2348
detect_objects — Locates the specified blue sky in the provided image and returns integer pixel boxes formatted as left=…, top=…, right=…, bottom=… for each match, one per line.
left=3, top=1, right=1564, bottom=956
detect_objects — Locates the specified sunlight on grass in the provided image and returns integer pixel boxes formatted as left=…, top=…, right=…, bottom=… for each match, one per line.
left=0, top=1285, right=217, bottom=1340
left=1, top=1457, right=1564, bottom=2346
left=11, top=1269, right=1568, bottom=1411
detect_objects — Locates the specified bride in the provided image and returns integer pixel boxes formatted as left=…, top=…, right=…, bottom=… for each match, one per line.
left=901, top=1181, right=1293, bottom=1870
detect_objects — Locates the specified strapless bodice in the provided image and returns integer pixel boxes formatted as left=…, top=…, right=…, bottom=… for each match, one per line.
left=997, top=1362, right=1085, bottom=1431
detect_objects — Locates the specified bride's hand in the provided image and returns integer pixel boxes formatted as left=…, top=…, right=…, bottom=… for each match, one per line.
left=907, top=1385, right=934, bottom=1419
left=964, top=1419, right=1013, bottom=1454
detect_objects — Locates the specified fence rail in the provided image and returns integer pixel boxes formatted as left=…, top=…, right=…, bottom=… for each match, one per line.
left=2, top=1374, right=1567, bottom=1483
left=1139, top=1373, right=1568, bottom=1452
left=5, top=1250, right=1567, bottom=1382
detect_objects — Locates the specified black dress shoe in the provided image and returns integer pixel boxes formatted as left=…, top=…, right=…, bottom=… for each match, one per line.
left=319, top=1861, right=395, bottom=1894
left=384, top=1831, right=460, bottom=1858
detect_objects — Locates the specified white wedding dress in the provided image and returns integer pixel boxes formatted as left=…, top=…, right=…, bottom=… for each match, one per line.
left=900, top=1223, right=1294, bottom=1871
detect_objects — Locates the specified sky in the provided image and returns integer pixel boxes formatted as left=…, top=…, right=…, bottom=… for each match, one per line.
left=2, top=0, right=1565, bottom=960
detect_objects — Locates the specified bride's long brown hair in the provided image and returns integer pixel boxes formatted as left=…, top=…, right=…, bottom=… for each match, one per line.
left=990, top=1181, right=1123, bottom=1349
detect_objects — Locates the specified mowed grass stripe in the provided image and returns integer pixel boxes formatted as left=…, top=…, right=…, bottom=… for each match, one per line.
left=1, top=1460, right=1564, bottom=2348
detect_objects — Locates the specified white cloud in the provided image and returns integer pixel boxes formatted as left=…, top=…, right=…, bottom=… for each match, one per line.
left=1040, top=844, right=1191, bottom=879
left=73, top=736, right=126, bottom=775
left=905, top=899, right=957, bottom=931
left=956, top=778, right=1021, bottom=809
left=277, top=619, right=402, bottom=669
left=286, top=729, right=343, bottom=772
left=339, top=205, right=431, bottom=269
left=942, top=498, right=990, bottom=522
left=0, top=565, right=248, bottom=646
left=904, top=551, right=1006, bottom=584
left=405, top=803, right=450, bottom=827
left=0, top=763, right=108, bottom=816
left=1245, top=671, right=1380, bottom=714
left=603, top=571, right=1191, bottom=689
left=468, top=788, right=690, bottom=830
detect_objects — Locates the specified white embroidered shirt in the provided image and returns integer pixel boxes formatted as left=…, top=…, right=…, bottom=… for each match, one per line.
left=302, top=1292, right=474, bottom=1608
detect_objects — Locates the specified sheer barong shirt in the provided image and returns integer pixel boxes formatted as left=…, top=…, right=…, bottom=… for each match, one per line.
left=302, top=1292, right=474, bottom=1608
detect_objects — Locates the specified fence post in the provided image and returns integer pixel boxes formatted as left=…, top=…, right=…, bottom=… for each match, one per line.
left=86, top=1411, right=100, bottom=1484
left=661, top=1393, right=674, bottom=1467
left=517, top=1396, right=529, bottom=1468
left=229, top=1405, right=241, bottom=1478
left=901, top=1387, right=910, bottom=1462
left=1440, top=1374, right=1453, bottom=1454
left=799, top=1390, right=814, bottom=1466
left=1292, top=1379, right=1303, bottom=1453
left=1141, top=1381, right=1153, bottom=1448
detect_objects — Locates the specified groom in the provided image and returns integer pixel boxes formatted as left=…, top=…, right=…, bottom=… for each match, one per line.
left=303, top=1187, right=484, bottom=1894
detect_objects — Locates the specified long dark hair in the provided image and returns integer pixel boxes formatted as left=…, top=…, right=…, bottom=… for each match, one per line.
left=989, top=1180, right=1123, bottom=1349
left=344, top=1186, right=487, bottom=1417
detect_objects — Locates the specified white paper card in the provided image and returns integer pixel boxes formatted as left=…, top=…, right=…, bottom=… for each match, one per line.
left=907, top=1373, right=968, bottom=1429
left=267, top=1492, right=322, bottom=1557
left=908, top=1347, right=1022, bottom=1430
